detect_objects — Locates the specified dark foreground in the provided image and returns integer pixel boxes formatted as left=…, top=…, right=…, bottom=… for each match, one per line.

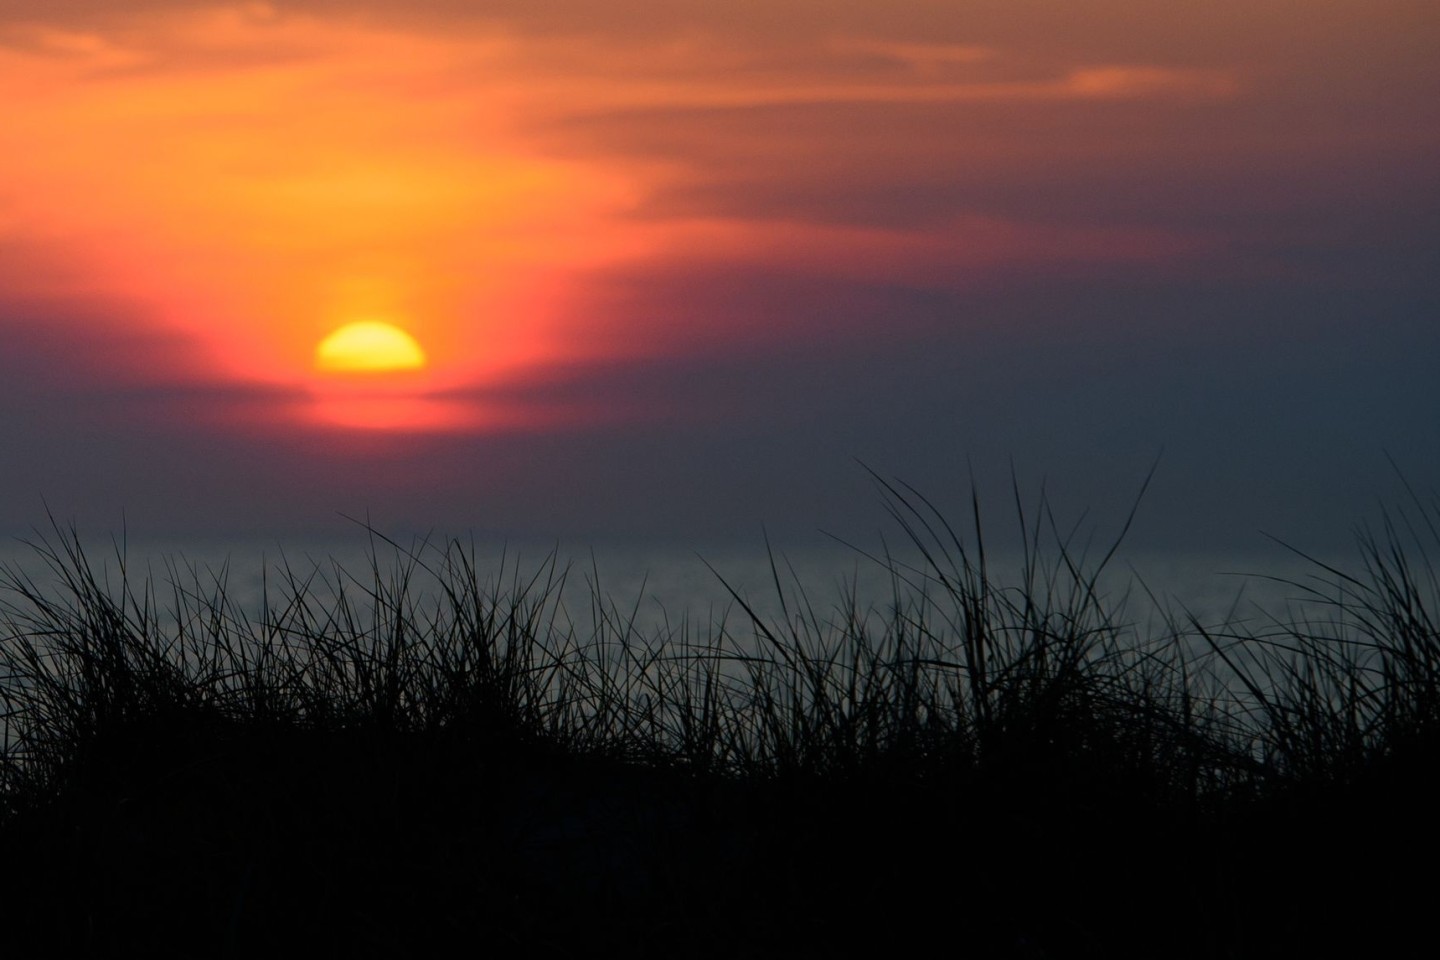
left=3, top=486, right=1438, bottom=956
left=5, top=719, right=1436, bottom=958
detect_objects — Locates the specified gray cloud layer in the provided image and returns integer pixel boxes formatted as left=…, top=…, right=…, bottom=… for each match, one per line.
left=1, top=2, right=1436, bottom=562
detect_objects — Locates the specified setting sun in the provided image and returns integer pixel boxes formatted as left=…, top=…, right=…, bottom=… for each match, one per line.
left=316, top=321, right=427, bottom=373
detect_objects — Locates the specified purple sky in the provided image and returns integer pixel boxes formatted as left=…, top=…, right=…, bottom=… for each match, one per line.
left=1, top=1, right=1436, bottom=560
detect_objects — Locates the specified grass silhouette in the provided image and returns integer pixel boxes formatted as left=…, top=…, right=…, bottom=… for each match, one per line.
left=2, top=475, right=1437, bottom=957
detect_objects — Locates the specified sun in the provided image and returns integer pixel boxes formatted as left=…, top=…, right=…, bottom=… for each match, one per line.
left=315, top=321, right=427, bottom=373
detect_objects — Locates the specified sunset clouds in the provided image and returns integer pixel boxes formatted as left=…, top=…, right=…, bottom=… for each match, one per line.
left=0, top=2, right=1435, bottom=543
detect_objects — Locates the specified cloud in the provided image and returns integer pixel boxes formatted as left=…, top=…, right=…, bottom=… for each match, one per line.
left=1060, top=65, right=1239, bottom=99
left=0, top=1, right=1435, bottom=553
left=0, top=5, right=1242, bottom=410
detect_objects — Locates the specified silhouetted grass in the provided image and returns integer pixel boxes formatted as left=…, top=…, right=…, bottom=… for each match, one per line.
left=1, top=477, right=1436, bottom=957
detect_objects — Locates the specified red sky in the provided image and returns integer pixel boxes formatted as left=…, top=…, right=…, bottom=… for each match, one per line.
left=1, top=1, right=1436, bottom=551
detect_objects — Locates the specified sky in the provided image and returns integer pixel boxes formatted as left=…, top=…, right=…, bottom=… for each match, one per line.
left=1, top=1, right=1436, bottom=565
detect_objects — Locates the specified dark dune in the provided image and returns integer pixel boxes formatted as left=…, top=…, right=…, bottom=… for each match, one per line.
left=3, top=484, right=1437, bottom=956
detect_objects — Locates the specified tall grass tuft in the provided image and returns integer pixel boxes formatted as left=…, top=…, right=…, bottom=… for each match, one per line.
left=1, top=478, right=1437, bottom=957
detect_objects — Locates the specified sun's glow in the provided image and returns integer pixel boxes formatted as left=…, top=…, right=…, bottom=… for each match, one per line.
left=0, top=5, right=1273, bottom=434
left=315, top=321, right=427, bottom=373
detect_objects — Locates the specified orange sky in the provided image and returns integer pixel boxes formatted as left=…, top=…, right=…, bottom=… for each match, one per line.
left=1, top=6, right=662, bottom=429
left=0, top=1, right=1436, bottom=544
left=10, top=1, right=1422, bottom=430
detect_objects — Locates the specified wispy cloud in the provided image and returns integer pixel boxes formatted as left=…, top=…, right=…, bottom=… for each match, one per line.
left=0, top=1, right=1430, bottom=445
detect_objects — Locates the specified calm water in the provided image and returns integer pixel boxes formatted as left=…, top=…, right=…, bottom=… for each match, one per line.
left=0, top=529, right=1365, bottom=640
left=0, top=528, right=1396, bottom=764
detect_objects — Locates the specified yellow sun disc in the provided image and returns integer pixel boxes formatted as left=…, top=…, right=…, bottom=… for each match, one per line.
left=315, top=321, right=427, bottom=373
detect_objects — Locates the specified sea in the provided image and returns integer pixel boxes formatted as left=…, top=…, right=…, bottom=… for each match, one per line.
left=0, top=528, right=1368, bottom=645
left=0, top=524, right=1404, bottom=766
